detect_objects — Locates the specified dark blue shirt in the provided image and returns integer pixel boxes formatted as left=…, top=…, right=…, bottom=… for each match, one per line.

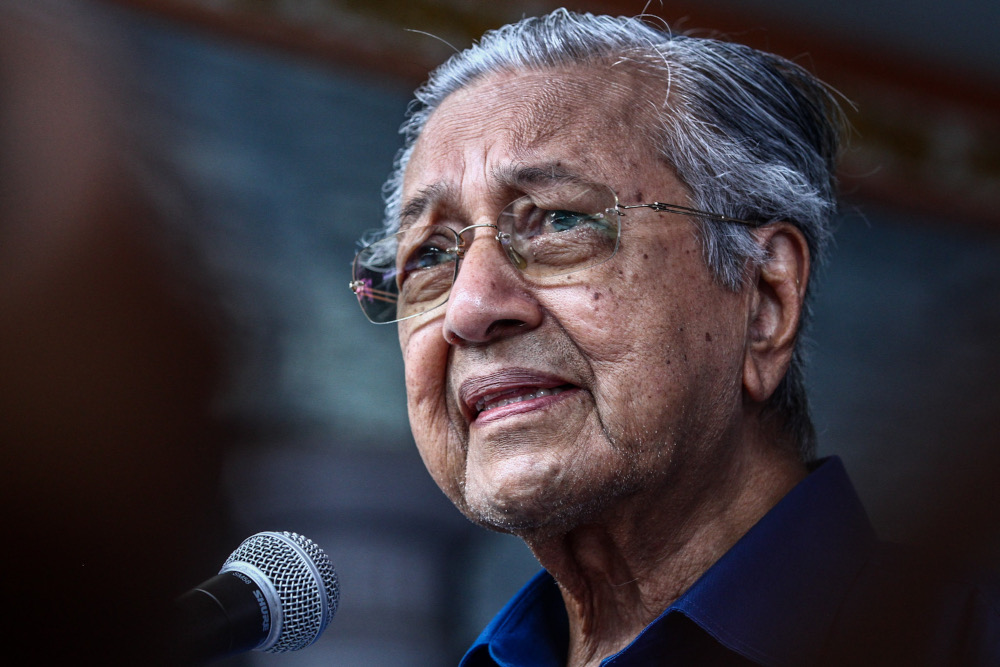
left=460, top=457, right=1000, bottom=666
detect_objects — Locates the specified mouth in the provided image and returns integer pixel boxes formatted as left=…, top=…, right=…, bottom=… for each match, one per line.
left=475, top=385, right=574, bottom=415
left=459, top=370, right=578, bottom=424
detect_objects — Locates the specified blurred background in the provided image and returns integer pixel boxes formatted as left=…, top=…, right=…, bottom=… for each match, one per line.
left=1, top=0, right=997, bottom=664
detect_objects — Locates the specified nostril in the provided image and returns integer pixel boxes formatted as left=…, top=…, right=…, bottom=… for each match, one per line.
left=484, top=319, right=528, bottom=338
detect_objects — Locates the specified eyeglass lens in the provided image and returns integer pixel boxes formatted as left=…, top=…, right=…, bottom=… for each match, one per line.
left=352, top=182, right=620, bottom=323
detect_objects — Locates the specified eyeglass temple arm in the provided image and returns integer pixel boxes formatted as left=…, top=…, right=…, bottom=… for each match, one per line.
left=349, top=280, right=399, bottom=304
left=617, top=203, right=762, bottom=227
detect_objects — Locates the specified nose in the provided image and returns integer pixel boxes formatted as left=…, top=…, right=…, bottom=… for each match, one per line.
left=442, top=226, right=542, bottom=345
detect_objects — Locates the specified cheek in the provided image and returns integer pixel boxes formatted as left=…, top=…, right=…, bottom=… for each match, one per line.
left=558, top=243, right=741, bottom=433
left=400, top=323, right=467, bottom=500
left=556, top=266, right=677, bottom=368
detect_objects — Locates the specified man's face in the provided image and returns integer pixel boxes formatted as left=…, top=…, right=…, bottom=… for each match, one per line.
left=398, top=67, right=753, bottom=534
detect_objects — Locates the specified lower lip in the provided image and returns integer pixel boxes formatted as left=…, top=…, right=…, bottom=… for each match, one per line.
left=472, top=387, right=578, bottom=426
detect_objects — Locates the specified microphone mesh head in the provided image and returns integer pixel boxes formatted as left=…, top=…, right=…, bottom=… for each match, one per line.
left=223, top=531, right=339, bottom=653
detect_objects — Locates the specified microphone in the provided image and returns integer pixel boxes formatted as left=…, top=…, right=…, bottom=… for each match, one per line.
left=176, top=531, right=339, bottom=664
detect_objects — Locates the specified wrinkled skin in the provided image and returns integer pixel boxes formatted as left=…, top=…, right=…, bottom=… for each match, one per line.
left=397, top=66, right=809, bottom=665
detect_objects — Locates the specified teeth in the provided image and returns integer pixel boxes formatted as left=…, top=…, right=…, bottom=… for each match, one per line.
left=476, top=386, right=568, bottom=413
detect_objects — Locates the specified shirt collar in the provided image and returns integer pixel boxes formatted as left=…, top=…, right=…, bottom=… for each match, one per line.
left=621, top=456, right=877, bottom=665
left=461, top=568, right=567, bottom=667
left=462, top=457, right=877, bottom=667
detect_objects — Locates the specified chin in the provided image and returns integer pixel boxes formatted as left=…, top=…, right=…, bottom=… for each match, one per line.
left=458, top=440, right=655, bottom=536
left=461, top=477, right=626, bottom=539
left=464, top=496, right=555, bottom=534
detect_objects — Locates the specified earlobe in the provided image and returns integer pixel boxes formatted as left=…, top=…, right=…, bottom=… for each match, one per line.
left=743, top=224, right=810, bottom=403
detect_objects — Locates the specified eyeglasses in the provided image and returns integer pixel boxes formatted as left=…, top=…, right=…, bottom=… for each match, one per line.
left=350, top=181, right=761, bottom=324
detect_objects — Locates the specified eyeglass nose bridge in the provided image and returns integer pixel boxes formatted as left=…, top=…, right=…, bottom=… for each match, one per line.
left=447, top=223, right=526, bottom=271
left=446, top=223, right=501, bottom=256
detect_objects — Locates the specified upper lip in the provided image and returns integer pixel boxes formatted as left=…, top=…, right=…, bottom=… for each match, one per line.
left=458, top=369, right=575, bottom=421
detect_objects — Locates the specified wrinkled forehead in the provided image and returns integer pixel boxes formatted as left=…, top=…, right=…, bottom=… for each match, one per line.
left=402, top=65, right=666, bottom=204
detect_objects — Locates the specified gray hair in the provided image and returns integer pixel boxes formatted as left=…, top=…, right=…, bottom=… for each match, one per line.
left=383, top=9, right=847, bottom=460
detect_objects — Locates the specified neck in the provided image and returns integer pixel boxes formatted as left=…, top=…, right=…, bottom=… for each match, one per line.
left=520, top=437, right=806, bottom=667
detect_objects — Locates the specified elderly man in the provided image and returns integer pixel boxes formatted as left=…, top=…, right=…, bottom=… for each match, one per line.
left=351, top=9, right=998, bottom=666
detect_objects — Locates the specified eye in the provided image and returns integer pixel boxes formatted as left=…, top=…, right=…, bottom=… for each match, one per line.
left=406, top=243, right=452, bottom=271
left=510, top=203, right=596, bottom=237
left=396, top=228, right=458, bottom=286
left=544, top=209, right=594, bottom=232
left=499, top=187, right=617, bottom=242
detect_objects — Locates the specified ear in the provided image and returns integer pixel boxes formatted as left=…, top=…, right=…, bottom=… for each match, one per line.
left=743, top=223, right=810, bottom=404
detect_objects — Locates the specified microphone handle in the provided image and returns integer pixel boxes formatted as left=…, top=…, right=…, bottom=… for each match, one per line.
left=175, top=571, right=272, bottom=664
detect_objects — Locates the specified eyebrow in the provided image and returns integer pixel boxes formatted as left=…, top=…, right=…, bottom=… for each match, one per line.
left=398, top=162, right=591, bottom=230
left=398, top=182, right=453, bottom=232
left=492, top=162, right=589, bottom=190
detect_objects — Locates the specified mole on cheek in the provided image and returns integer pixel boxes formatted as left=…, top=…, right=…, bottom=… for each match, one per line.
left=592, top=292, right=602, bottom=301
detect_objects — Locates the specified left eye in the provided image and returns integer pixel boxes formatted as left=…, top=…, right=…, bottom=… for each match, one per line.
left=543, top=210, right=593, bottom=232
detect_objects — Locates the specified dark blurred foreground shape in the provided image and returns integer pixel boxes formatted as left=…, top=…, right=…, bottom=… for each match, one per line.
left=0, top=1, right=231, bottom=662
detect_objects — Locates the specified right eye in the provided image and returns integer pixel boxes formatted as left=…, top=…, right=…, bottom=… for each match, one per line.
left=397, top=229, right=457, bottom=286
left=405, top=243, right=452, bottom=271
